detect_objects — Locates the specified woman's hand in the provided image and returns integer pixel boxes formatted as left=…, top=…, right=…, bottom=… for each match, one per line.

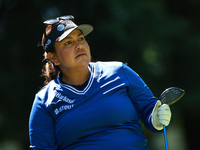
left=152, top=100, right=172, bottom=130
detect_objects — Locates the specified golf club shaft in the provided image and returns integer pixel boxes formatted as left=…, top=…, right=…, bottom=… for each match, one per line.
left=159, top=87, right=185, bottom=150
left=163, top=125, right=169, bottom=150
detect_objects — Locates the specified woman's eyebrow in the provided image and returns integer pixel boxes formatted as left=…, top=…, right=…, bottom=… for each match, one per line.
left=66, top=33, right=83, bottom=39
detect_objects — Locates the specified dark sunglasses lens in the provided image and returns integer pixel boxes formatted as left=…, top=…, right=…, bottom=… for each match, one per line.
left=59, top=15, right=74, bottom=21
left=43, top=19, right=58, bottom=25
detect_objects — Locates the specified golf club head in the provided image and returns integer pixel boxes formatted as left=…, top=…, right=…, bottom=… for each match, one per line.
left=159, top=87, right=185, bottom=105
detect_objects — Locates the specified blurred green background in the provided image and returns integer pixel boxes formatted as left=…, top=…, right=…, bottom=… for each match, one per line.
left=0, top=0, right=199, bottom=149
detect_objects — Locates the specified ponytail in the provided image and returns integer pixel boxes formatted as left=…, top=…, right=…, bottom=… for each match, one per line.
left=41, top=24, right=60, bottom=85
left=41, top=51, right=60, bottom=85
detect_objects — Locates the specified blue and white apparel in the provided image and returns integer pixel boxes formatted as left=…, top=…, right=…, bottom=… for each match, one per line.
left=29, top=61, right=162, bottom=150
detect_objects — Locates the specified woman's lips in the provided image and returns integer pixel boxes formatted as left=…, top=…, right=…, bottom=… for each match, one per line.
left=75, top=51, right=87, bottom=58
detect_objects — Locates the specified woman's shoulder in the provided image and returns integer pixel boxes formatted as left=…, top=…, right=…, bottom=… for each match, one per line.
left=35, top=80, right=57, bottom=100
left=90, top=61, right=124, bottom=69
left=96, top=61, right=122, bottom=65
left=36, top=85, right=48, bottom=96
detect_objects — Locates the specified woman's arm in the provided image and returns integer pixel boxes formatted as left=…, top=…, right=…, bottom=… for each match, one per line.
left=29, top=95, right=57, bottom=150
left=122, top=63, right=162, bottom=132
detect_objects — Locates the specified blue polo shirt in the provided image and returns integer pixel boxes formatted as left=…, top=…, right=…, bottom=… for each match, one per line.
left=29, top=61, right=160, bottom=150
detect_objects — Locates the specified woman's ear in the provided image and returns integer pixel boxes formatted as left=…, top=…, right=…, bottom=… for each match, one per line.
left=47, top=52, right=60, bottom=66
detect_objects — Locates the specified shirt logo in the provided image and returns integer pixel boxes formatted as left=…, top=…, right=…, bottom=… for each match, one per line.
left=55, top=91, right=75, bottom=104
left=54, top=92, right=75, bottom=115
left=54, top=104, right=74, bottom=115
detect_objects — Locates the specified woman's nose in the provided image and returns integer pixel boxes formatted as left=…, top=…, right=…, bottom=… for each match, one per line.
left=75, top=41, right=83, bottom=51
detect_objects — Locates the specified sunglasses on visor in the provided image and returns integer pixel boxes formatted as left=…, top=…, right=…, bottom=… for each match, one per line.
left=43, top=15, right=75, bottom=25
left=42, top=15, right=76, bottom=52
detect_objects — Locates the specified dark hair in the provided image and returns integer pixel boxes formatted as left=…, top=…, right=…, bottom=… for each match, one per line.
left=41, top=24, right=60, bottom=85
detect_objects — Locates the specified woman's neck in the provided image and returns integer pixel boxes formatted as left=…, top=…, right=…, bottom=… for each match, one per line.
left=61, top=65, right=90, bottom=86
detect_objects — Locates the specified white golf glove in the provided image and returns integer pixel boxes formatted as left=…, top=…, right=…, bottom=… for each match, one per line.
left=152, top=100, right=172, bottom=130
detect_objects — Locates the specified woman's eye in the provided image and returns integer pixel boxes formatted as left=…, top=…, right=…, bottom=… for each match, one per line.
left=65, top=41, right=71, bottom=45
left=79, top=37, right=85, bottom=41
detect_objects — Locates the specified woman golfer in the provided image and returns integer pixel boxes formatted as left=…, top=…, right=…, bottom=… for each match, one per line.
left=29, top=15, right=171, bottom=150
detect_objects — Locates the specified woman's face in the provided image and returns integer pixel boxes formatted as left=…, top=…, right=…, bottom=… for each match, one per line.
left=50, top=29, right=91, bottom=71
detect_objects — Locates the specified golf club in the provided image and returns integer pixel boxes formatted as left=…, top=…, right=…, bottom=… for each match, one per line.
left=159, top=87, right=185, bottom=150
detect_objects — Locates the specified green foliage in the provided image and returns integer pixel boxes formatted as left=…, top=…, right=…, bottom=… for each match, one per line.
left=1, top=0, right=200, bottom=149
